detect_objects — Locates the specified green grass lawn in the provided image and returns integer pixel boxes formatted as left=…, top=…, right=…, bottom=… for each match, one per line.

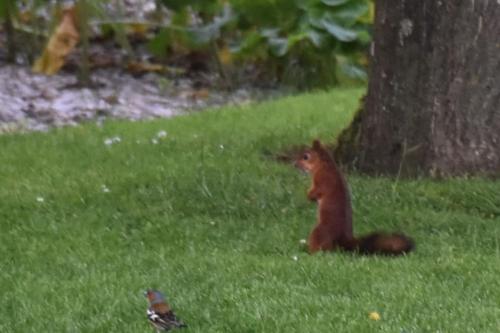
left=1, top=88, right=499, bottom=332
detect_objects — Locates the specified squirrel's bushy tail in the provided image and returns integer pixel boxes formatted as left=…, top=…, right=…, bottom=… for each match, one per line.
left=342, top=232, right=414, bottom=256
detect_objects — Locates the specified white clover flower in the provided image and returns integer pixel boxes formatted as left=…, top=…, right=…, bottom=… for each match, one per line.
left=292, top=255, right=298, bottom=261
left=151, top=138, right=159, bottom=145
left=299, top=239, right=307, bottom=245
left=101, top=185, right=110, bottom=193
left=156, top=130, right=168, bottom=138
left=36, top=196, right=44, bottom=203
left=219, top=144, right=224, bottom=150
left=104, top=136, right=121, bottom=146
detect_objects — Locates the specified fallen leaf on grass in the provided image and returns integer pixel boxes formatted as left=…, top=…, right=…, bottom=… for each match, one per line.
left=369, top=311, right=380, bottom=321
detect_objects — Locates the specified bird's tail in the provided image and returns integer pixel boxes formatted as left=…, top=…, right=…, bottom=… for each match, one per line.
left=341, top=232, right=414, bottom=255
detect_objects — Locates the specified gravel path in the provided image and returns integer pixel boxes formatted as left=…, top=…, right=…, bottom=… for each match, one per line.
left=0, top=64, right=273, bottom=133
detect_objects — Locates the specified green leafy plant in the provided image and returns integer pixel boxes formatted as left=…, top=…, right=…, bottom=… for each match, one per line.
left=154, top=0, right=373, bottom=89
left=231, top=0, right=372, bottom=88
left=150, top=1, right=233, bottom=55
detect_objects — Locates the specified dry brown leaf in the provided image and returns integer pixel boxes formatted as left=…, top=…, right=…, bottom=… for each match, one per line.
left=33, top=8, right=80, bottom=75
left=19, top=10, right=34, bottom=24
left=127, top=61, right=165, bottom=75
left=191, top=88, right=210, bottom=100
left=127, top=61, right=186, bottom=76
left=128, top=23, right=149, bottom=38
left=217, top=45, right=233, bottom=66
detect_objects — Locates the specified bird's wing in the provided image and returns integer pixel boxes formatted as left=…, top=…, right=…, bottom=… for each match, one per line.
left=160, top=311, right=186, bottom=328
left=147, top=309, right=186, bottom=329
left=147, top=309, right=172, bottom=330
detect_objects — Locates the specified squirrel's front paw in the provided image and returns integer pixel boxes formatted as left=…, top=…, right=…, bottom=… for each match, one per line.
left=307, top=191, right=318, bottom=201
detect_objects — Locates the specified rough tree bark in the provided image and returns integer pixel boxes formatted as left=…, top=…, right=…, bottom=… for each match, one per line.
left=336, top=0, right=500, bottom=177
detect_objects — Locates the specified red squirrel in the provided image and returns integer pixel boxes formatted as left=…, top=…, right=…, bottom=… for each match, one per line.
left=295, top=140, right=414, bottom=255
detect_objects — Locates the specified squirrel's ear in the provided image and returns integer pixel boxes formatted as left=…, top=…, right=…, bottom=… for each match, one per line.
left=312, top=139, right=322, bottom=150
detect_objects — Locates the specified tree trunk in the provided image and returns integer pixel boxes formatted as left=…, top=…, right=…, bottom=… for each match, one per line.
left=337, top=0, right=500, bottom=177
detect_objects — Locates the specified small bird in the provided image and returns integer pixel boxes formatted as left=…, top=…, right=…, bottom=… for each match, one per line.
left=144, top=289, right=187, bottom=332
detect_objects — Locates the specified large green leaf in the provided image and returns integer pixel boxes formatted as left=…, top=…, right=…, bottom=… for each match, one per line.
left=339, top=62, right=366, bottom=80
left=234, top=0, right=298, bottom=27
left=307, top=7, right=327, bottom=29
left=330, top=1, right=369, bottom=25
left=355, top=27, right=371, bottom=44
left=185, top=4, right=234, bottom=45
left=305, top=29, right=326, bottom=48
left=287, top=32, right=308, bottom=48
left=230, top=30, right=264, bottom=55
left=321, top=18, right=358, bottom=41
left=260, top=28, right=280, bottom=39
left=260, top=28, right=293, bottom=56
left=321, top=0, right=350, bottom=6
left=336, top=55, right=367, bottom=81
left=268, top=37, right=289, bottom=57
left=148, top=28, right=171, bottom=58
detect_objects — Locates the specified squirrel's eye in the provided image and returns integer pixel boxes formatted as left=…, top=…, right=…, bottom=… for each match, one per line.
left=303, top=154, right=310, bottom=160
